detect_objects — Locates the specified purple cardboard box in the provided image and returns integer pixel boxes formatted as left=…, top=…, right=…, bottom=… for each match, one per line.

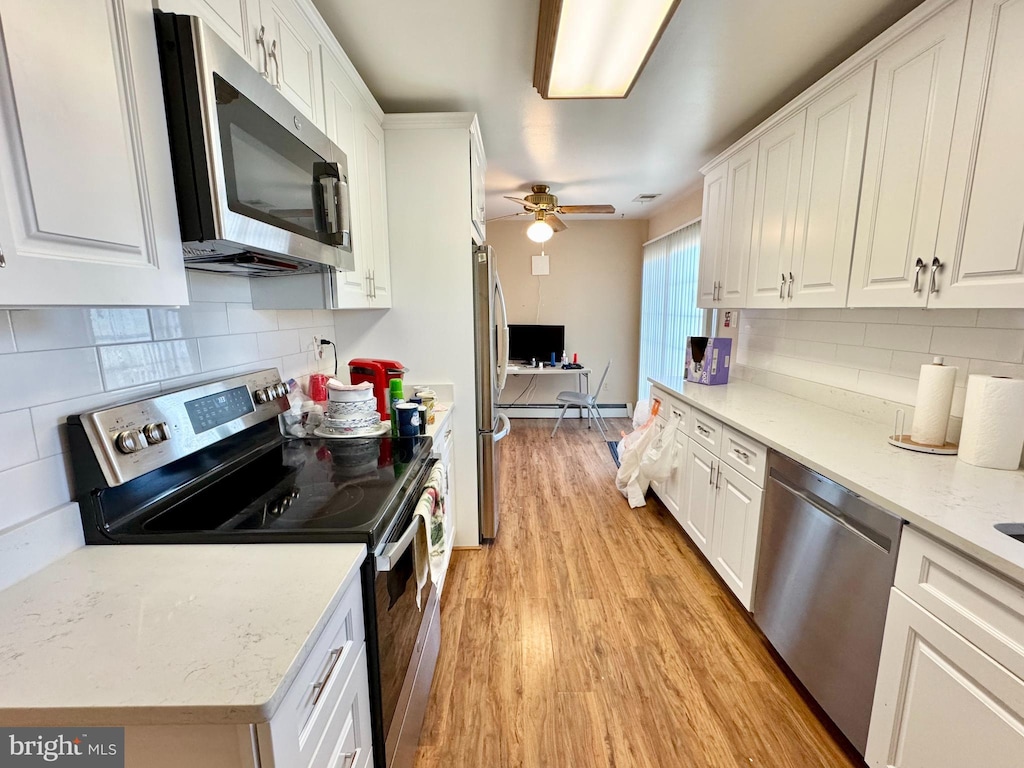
left=685, top=337, right=732, bottom=385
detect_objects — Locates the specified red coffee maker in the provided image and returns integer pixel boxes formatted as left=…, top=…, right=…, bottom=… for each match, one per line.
left=348, top=358, right=406, bottom=421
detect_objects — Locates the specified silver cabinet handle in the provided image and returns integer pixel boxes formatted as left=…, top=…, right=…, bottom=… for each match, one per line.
left=779, top=273, right=786, bottom=300
left=365, top=270, right=372, bottom=299
left=708, top=460, right=715, bottom=486
left=369, top=271, right=376, bottom=299
left=787, top=271, right=794, bottom=299
left=733, top=447, right=750, bottom=462
left=715, top=463, right=721, bottom=490
left=310, top=646, right=345, bottom=707
left=929, top=257, right=942, bottom=294
left=268, top=39, right=281, bottom=89
left=0, top=245, right=5, bottom=268
left=696, top=424, right=710, bottom=436
left=336, top=749, right=360, bottom=768
left=255, top=26, right=268, bottom=78
left=912, top=257, right=925, bottom=293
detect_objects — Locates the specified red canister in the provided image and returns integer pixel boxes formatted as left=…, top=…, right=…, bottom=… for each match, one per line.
left=308, top=373, right=329, bottom=403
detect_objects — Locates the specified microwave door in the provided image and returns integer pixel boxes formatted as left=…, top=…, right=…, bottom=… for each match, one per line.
left=313, top=162, right=352, bottom=251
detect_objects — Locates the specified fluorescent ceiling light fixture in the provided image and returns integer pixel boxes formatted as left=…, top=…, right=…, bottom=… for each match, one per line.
left=527, top=213, right=554, bottom=243
left=534, top=0, right=680, bottom=99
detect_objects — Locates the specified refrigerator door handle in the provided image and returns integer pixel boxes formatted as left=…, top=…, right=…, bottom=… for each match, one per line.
left=494, top=274, right=510, bottom=394
left=493, top=412, right=511, bottom=441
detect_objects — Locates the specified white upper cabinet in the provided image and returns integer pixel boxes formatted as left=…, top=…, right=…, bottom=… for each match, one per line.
left=716, top=142, right=759, bottom=308
left=0, top=0, right=187, bottom=307
left=697, top=161, right=728, bottom=308
left=789, top=65, right=873, bottom=308
left=748, top=111, right=806, bottom=307
left=848, top=0, right=970, bottom=308
left=259, top=0, right=323, bottom=128
left=159, top=0, right=262, bottom=64
left=470, top=127, right=487, bottom=245
left=358, top=112, right=391, bottom=308
left=932, top=0, right=1024, bottom=307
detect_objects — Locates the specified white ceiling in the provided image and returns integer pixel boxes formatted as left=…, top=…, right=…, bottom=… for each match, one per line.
left=313, top=0, right=926, bottom=222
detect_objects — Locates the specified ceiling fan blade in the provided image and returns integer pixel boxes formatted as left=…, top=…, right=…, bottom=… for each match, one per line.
left=486, top=212, right=531, bottom=222
left=504, top=196, right=539, bottom=210
left=548, top=213, right=568, bottom=232
left=556, top=205, right=616, bottom=214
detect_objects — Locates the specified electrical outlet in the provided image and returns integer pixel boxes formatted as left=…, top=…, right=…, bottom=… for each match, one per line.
left=312, top=335, right=323, bottom=359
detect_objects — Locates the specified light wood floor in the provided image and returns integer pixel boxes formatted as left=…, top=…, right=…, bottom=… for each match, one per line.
left=414, top=418, right=864, bottom=768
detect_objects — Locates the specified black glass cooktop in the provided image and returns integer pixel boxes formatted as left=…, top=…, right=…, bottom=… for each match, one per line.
left=101, top=434, right=433, bottom=547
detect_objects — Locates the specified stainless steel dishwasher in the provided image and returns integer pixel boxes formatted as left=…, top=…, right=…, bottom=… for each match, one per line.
left=754, top=451, right=903, bottom=756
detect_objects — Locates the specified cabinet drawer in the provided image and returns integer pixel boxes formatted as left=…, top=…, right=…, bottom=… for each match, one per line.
left=895, top=526, right=1024, bottom=681
left=720, top=427, right=767, bottom=486
left=283, top=575, right=366, bottom=763
left=689, top=409, right=723, bottom=453
left=309, top=645, right=374, bottom=768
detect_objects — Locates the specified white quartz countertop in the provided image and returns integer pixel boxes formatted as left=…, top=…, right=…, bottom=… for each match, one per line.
left=424, top=401, right=453, bottom=442
left=650, top=376, right=1024, bottom=585
left=0, top=543, right=366, bottom=726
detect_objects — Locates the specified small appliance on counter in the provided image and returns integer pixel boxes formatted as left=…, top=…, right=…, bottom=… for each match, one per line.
left=349, top=358, right=406, bottom=422
left=685, top=337, right=732, bottom=385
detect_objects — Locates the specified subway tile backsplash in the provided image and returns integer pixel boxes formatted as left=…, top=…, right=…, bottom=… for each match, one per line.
left=737, top=308, right=1024, bottom=424
left=0, top=273, right=336, bottom=587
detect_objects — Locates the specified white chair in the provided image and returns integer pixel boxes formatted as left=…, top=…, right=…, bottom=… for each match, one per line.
left=550, top=360, right=612, bottom=439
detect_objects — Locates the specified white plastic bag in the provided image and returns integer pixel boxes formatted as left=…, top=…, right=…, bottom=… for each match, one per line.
left=615, top=410, right=681, bottom=508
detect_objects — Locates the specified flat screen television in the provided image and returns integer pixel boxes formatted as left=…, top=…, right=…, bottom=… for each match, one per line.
left=508, top=324, right=565, bottom=363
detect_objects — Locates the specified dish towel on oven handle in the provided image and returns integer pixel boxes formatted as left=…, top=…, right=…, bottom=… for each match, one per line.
left=424, top=463, right=447, bottom=572
left=411, top=490, right=433, bottom=611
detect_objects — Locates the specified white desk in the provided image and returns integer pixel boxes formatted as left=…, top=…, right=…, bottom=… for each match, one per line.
left=503, top=366, right=592, bottom=422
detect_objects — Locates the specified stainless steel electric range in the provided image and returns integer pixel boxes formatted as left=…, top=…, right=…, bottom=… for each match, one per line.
left=67, top=369, right=440, bottom=768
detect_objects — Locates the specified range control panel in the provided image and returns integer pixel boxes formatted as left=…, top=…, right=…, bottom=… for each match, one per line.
left=78, top=369, right=288, bottom=487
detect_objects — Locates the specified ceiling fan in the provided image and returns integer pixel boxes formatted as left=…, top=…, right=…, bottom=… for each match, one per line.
left=493, top=184, right=616, bottom=241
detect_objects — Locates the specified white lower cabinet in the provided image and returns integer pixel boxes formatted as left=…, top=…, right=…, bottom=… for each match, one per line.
left=866, top=590, right=1024, bottom=768
left=648, top=391, right=767, bottom=611
left=867, top=527, right=1024, bottom=767
left=709, top=463, right=763, bottom=608
left=681, top=439, right=717, bottom=559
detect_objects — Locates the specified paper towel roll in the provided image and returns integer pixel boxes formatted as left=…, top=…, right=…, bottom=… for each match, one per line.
left=959, top=375, right=1024, bottom=470
left=910, top=359, right=957, bottom=446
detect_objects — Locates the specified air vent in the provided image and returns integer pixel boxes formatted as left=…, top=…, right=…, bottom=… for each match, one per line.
left=632, top=193, right=662, bottom=203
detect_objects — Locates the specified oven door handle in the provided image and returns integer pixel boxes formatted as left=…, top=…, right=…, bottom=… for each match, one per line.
left=376, top=515, right=423, bottom=572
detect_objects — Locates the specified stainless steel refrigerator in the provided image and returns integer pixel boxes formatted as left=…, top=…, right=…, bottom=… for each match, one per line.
left=473, top=244, right=510, bottom=541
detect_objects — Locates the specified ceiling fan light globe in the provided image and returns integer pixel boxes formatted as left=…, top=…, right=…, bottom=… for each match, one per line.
left=527, top=219, right=554, bottom=243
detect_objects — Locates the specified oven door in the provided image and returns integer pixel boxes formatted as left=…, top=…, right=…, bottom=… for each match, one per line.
left=373, top=512, right=441, bottom=768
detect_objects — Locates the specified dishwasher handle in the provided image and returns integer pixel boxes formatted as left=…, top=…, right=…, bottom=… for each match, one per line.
left=768, top=471, right=900, bottom=554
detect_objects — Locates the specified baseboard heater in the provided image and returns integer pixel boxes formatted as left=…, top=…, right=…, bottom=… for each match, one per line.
left=498, top=403, right=631, bottom=419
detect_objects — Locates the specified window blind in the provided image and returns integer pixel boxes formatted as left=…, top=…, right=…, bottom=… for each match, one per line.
left=637, top=220, right=704, bottom=399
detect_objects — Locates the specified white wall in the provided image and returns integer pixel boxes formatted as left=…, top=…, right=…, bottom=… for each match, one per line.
left=646, top=184, right=703, bottom=242
left=0, top=272, right=336, bottom=590
left=486, top=219, right=647, bottom=407
left=737, top=307, right=1024, bottom=440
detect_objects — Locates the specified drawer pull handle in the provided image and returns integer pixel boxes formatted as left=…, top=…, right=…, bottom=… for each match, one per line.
left=310, top=646, right=345, bottom=707
left=336, top=748, right=361, bottom=768
left=733, top=448, right=750, bottom=461
left=696, top=425, right=710, bottom=437
left=444, top=429, right=452, bottom=439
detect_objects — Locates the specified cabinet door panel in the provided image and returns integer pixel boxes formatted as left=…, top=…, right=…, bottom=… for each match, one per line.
left=359, top=113, right=390, bottom=307
left=748, top=111, right=805, bottom=308
left=697, top=162, right=727, bottom=308
left=850, top=0, right=969, bottom=308
left=933, top=0, right=1024, bottom=307
left=322, top=48, right=368, bottom=308
left=866, top=590, right=1024, bottom=768
left=0, top=0, right=186, bottom=306
left=667, top=429, right=689, bottom=523
left=158, top=0, right=261, bottom=65
left=709, top=464, right=763, bottom=609
left=262, top=0, right=321, bottom=127
left=790, top=66, right=873, bottom=307
left=717, top=142, right=759, bottom=307
left=681, top=440, right=716, bottom=558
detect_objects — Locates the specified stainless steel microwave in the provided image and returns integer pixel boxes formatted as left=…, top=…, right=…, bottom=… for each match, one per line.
left=155, top=11, right=354, bottom=277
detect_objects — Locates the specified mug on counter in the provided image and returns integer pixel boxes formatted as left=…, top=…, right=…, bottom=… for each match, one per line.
left=395, top=402, right=421, bottom=437
left=415, top=389, right=436, bottom=424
